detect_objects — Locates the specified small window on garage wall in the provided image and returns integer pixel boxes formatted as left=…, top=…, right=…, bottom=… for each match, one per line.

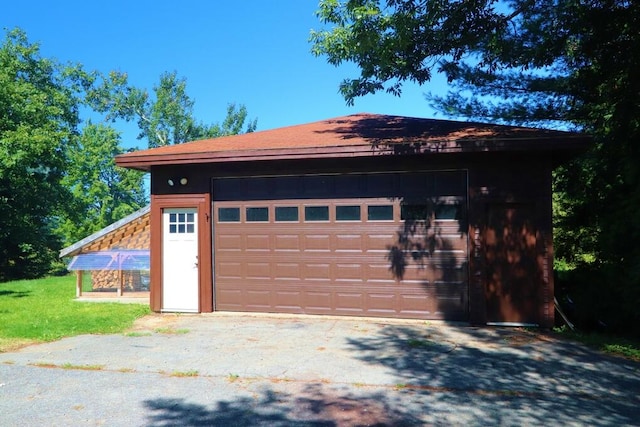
left=367, top=205, right=393, bottom=221
left=401, top=204, right=433, bottom=221
left=435, top=203, right=460, bottom=220
left=336, top=205, right=361, bottom=221
left=305, top=206, right=329, bottom=221
left=218, top=207, right=240, bottom=222
left=275, top=206, right=299, bottom=222
left=400, top=200, right=462, bottom=221
left=246, top=207, right=269, bottom=222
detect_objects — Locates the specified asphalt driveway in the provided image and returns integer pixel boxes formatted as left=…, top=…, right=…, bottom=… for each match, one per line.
left=1, top=313, right=639, bottom=426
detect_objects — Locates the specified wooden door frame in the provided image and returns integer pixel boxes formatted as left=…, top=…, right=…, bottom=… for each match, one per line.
left=150, top=194, right=212, bottom=313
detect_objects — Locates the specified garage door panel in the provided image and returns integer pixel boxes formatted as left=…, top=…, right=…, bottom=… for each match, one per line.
left=303, top=263, right=331, bottom=280
left=334, top=263, right=363, bottom=280
left=368, top=292, right=397, bottom=311
left=246, top=262, right=271, bottom=279
left=273, top=290, right=303, bottom=310
left=275, top=235, right=301, bottom=251
left=213, top=172, right=468, bottom=320
left=217, top=262, right=242, bottom=279
left=365, top=234, right=395, bottom=249
left=246, top=290, right=272, bottom=308
left=397, top=271, right=466, bottom=285
left=304, top=235, right=331, bottom=251
left=247, top=235, right=271, bottom=250
left=273, top=263, right=301, bottom=280
left=218, top=234, right=243, bottom=250
left=215, top=281, right=466, bottom=318
left=305, top=291, right=332, bottom=311
left=216, top=289, right=242, bottom=308
left=399, top=294, right=431, bottom=313
left=335, top=291, right=365, bottom=312
left=334, top=234, right=364, bottom=251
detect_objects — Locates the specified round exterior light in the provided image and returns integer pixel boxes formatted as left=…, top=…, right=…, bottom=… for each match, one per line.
left=167, top=179, right=174, bottom=186
left=180, top=178, right=188, bottom=186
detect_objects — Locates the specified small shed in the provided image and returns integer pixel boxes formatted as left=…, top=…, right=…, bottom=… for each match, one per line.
left=115, top=113, right=589, bottom=327
left=60, top=205, right=151, bottom=298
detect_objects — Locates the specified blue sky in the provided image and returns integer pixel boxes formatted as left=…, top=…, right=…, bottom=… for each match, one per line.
left=3, top=1, right=449, bottom=148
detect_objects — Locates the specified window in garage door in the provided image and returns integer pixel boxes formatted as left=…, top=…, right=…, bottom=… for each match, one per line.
left=212, top=171, right=468, bottom=320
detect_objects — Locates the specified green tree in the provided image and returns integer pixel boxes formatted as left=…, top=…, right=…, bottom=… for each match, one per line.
left=311, top=0, right=640, bottom=334
left=0, top=29, right=80, bottom=280
left=88, top=70, right=257, bottom=147
left=55, top=122, right=147, bottom=245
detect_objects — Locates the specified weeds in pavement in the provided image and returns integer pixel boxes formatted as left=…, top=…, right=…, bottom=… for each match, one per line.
left=61, top=363, right=104, bottom=371
left=124, top=331, right=153, bottom=337
left=170, top=370, right=199, bottom=377
left=155, top=327, right=190, bottom=335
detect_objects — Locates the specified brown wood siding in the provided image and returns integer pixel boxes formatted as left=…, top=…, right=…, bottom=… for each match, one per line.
left=84, top=213, right=149, bottom=252
left=467, top=159, right=555, bottom=327
left=212, top=172, right=469, bottom=320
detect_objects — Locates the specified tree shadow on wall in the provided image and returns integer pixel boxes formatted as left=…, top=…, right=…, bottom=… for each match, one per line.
left=386, top=200, right=467, bottom=281
left=144, top=383, right=420, bottom=426
left=483, top=203, right=543, bottom=323
left=386, top=198, right=547, bottom=324
left=386, top=199, right=469, bottom=319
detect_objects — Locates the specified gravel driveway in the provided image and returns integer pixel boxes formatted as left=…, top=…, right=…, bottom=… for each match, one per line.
left=1, top=313, right=639, bottom=426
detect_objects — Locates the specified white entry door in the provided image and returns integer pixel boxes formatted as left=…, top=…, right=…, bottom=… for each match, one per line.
left=162, top=208, right=199, bottom=312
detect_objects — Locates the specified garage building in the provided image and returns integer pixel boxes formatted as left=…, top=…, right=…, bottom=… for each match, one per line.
left=116, top=113, right=589, bottom=327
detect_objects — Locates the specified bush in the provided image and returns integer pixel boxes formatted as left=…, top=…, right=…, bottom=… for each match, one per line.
left=556, top=263, right=640, bottom=339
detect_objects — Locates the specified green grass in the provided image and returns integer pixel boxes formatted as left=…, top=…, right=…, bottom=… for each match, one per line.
left=61, top=363, right=105, bottom=371
left=124, top=331, right=153, bottom=337
left=0, top=275, right=150, bottom=352
left=155, top=327, right=189, bottom=335
left=170, top=369, right=199, bottom=377
left=406, top=338, right=434, bottom=348
left=554, top=326, right=640, bottom=361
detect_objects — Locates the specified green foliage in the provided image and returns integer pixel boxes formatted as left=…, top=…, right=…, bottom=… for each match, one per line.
left=0, top=29, right=81, bottom=281
left=312, top=0, right=640, bottom=337
left=0, top=275, right=150, bottom=351
left=553, top=326, right=640, bottom=362
left=87, top=70, right=257, bottom=147
left=55, top=122, right=147, bottom=245
left=1, top=28, right=256, bottom=279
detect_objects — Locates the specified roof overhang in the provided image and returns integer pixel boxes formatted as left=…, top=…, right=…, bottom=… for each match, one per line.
left=59, top=205, right=150, bottom=258
left=116, top=114, right=591, bottom=172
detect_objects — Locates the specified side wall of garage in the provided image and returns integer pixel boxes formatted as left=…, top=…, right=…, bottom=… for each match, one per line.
left=467, top=154, right=555, bottom=328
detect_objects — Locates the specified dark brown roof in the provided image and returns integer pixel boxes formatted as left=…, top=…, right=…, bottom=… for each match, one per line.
left=116, top=113, right=590, bottom=171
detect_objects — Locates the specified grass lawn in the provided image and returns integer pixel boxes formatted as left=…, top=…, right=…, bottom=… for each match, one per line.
left=0, top=275, right=150, bottom=352
left=553, top=327, right=640, bottom=362
left=2, top=275, right=638, bottom=363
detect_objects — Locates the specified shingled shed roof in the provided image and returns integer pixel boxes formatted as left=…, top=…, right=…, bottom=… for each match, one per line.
left=59, top=205, right=150, bottom=258
left=116, top=113, right=590, bottom=171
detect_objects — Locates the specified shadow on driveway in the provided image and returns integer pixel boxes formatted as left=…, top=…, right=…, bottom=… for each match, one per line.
left=138, top=317, right=640, bottom=426
left=1, top=314, right=639, bottom=426
left=144, top=384, right=412, bottom=426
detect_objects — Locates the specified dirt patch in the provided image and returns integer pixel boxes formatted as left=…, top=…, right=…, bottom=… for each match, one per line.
left=0, top=338, right=40, bottom=353
left=292, top=385, right=403, bottom=426
left=126, top=314, right=181, bottom=333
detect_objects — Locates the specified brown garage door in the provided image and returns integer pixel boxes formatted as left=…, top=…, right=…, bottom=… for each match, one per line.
left=212, top=172, right=468, bottom=320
